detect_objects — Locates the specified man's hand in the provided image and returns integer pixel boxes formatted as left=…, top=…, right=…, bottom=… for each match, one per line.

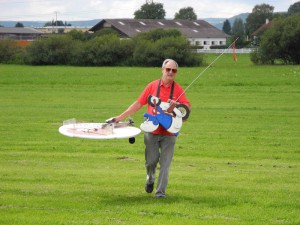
left=105, top=117, right=116, bottom=124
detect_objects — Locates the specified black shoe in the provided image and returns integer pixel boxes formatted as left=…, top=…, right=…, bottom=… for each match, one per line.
left=145, top=183, right=154, bottom=193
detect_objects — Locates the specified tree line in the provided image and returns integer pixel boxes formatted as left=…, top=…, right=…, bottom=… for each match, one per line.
left=220, top=2, right=300, bottom=64
left=0, top=28, right=203, bottom=66
left=2, top=1, right=300, bottom=65
left=133, top=1, right=300, bottom=64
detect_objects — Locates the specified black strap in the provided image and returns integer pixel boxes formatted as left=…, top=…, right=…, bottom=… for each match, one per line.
left=156, top=79, right=175, bottom=100
left=156, top=79, right=161, bottom=97
left=170, top=81, right=175, bottom=100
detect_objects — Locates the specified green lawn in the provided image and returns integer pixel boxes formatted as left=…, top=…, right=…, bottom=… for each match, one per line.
left=1, top=54, right=300, bottom=224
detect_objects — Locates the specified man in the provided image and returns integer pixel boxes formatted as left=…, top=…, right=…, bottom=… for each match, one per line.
left=111, top=59, right=191, bottom=198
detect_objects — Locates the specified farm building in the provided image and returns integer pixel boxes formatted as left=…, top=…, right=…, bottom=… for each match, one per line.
left=251, top=19, right=273, bottom=45
left=0, top=27, right=44, bottom=40
left=90, top=19, right=229, bottom=49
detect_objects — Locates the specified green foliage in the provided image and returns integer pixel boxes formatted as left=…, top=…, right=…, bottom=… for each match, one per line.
left=78, top=34, right=134, bottom=66
left=0, top=40, right=24, bottom=64
left=132, top=29, right=202, bottom=67
left=15, top=22, right=24, bottom=27
left=251, top=14, right=300, bottom=64
left=66, top=30, right=89, bottom=41
left=246, top=3, right=274, bottom=35
left=1, top=28, right=201, bottom=66
left=134, top=2, right=166, bottom=19
left=222, top=19, right=231, bottom=35
left=21, top=28, right=202, bottom=67
left=174, top=7, right=197, bottom=20
left=279, top=14, right=300, bottom=64
left=25, top=35, right=76, bottom=65
left=288, top=1, right=300, bottom=15
left=44, top=20, right=71, bottom=26
left=231, top=18, right=245, bottom=47
left=93, top=28, right=119, bottom=38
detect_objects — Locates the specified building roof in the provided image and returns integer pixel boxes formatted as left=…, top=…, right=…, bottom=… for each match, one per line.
left=0, top=27, right=44, bottom=34
left=251, top=20, right=273, bottom=36
left=90, top=19, right=229, bottom=39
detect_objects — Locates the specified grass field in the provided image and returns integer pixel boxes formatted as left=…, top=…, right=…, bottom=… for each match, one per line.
left=1, top=54, right=300, bottom=224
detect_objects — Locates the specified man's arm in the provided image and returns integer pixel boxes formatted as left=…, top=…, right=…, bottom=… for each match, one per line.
left=114, top=101, right=143, bottom=122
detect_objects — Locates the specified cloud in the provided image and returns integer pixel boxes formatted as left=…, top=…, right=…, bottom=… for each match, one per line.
left=0, top=0, right=298, bottom=21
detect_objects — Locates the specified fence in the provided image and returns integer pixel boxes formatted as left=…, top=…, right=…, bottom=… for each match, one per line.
left=196, top=48, right=254, bottom=54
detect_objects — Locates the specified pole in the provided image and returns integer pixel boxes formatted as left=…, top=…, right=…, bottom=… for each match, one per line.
left=54, top=11, right=58, bottom=33
left=175, top=37, right=239, bottom=102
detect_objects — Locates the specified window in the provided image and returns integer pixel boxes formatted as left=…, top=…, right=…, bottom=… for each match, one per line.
left=158, top=22, right=164, bottom=26
left=175, top=22, right=182, bottom=26
left=193, top=29, right=198, bottom=33
left=136, top=29, right=141, bottom=32
left=118, top=21, right=125, bottom=25
left=139, top=22, right=146, bottom=26
left=193, top=22, right=200, bottom=26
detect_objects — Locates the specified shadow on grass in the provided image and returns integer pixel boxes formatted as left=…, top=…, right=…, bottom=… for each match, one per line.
left=98, top=190, right=245, bottom=210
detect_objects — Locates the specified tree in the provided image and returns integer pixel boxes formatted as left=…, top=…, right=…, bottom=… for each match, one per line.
left=15, top=22, right=24, bottom=27
left=0, top=40, right=23, bottom=63
left=288, top=1, right=300, bottom=15
left=174, top=7, right=197, bottom=20
left=231, top=18, right=245, bottom=47
left=251, top=13, right=300, bottom=65
left=44, top=20, right=71, bottom=26
left=80, top=34, right=134, bottom=66
left=25, top=35, right=75, bottom=65
left=134, top=2, right=166, bottom=19
left=246, top=4, right=274, bottom=36
left=222, top=19, right=231, bottom=35
left=67, top=30, right=88, bottom=41
left=132, top=28, right=203, bottom=66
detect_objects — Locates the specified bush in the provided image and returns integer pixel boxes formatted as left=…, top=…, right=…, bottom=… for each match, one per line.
left=132, top=29, right=203, bottom=67
left=0, top=40, right=24, bottom=64
left=5, top=28, right=204, bottom=67
left=78, top=34, right=134, bottom=66
left=133, top=40, right=159, bottom=66
left=25, top=35, right=76, bottom=65
left=252, top=14, right=300, bottom=65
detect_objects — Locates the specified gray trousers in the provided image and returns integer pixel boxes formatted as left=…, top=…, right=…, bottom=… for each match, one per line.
left=144, top=132, right=176, bottom=197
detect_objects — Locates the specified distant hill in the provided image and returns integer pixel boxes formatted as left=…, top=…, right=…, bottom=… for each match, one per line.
left=205, top=13, right=249, bottom=30
left=0, top=14, right=249, bottom=29
left=0, top=19, right=101, bottom=28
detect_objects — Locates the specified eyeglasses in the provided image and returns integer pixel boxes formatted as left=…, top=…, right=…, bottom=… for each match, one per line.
left=165, top=68, right=177, bottom=73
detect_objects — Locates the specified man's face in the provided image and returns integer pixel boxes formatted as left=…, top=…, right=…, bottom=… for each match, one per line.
left=162, top=61, right=178, bottom=84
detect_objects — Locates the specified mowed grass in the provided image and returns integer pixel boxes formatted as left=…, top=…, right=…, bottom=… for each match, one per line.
left=0, top=54, right=300, bottom=225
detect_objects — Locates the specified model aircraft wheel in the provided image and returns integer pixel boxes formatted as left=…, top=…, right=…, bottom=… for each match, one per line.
left=147, top=95, right=161, bottom=107
left=176, top=104, right=190, bottom=120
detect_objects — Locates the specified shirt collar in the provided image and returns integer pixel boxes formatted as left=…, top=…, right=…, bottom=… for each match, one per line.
left=160, top=79, right=173, bottom=88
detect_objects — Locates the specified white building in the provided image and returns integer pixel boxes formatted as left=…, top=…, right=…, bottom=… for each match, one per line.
left=89, top=19, right=229, bottom=49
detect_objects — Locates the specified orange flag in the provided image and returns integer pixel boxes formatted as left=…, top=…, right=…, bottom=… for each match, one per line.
left=232, top=40, right=237, bottom=63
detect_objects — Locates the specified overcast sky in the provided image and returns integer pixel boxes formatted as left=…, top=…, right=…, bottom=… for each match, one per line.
left=0, top=0, right=298, bottom=21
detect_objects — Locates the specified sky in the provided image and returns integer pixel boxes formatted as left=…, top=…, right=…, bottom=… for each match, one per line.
left=0, top=0, right=298, bottom=21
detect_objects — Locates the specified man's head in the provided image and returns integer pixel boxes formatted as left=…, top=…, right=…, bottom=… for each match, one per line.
left=161, top=59, right=178, bottom=84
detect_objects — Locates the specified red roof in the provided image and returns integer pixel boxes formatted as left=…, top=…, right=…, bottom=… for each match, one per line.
left=252, top=21, right=273, bottom=36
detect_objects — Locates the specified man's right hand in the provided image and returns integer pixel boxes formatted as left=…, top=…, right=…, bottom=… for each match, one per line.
left=105, top=117, right=116, bottom=124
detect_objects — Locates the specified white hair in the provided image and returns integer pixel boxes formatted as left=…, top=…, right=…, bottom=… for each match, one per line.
left=162, top=59, right=179, bottom=68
